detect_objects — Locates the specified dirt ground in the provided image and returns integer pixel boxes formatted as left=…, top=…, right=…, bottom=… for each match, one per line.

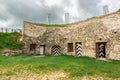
left=0, top=70, right=120, bottom=80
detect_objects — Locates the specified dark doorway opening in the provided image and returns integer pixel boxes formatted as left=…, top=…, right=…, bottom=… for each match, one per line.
left=96, top=42, right=106, bottom=58
left=68, top=43, right=73, bottom=52
left=30, top=44, right=37, bottom=54
left=30, top=44, right=37, bottom=51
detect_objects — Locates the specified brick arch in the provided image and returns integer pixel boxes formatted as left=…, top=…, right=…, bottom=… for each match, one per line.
left=51, top=45, right=62, bottom=55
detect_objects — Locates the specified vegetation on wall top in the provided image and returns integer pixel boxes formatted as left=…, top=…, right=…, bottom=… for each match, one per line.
left=117, top=9, right=120, bottom=12
left=35, top=23, right=69, bottom=27
left=26, top=10, right=119, bottom=27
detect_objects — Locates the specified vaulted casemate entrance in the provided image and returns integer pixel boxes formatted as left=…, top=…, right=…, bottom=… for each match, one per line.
left=75, top=42, right=82, bottom=56
left=96, top=42, right=106, bottom=58
left=51, top=45, right=62, bottom=55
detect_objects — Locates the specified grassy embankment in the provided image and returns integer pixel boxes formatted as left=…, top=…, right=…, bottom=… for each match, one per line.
left=0, top=32, right=22, bottom=50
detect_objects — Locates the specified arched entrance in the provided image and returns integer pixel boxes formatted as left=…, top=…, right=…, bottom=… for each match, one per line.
left=51, top=45, right=62, bottom=55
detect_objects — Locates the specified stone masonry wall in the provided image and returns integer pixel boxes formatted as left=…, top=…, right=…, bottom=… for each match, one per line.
left=23, top=12, right=120, bottom=60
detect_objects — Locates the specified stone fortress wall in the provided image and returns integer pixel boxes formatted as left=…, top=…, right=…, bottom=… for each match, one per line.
left=23, top=11, right=120, bottom=60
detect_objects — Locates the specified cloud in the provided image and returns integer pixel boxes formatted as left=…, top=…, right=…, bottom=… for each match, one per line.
left=0, top=0, right=119, bottom=28
left=76, top=0, right=102, bottom=20
left=100, top=0, right=120, bottom=12
left=0, top=0, right=71, bottom=28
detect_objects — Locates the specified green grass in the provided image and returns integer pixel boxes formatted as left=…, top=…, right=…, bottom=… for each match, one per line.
left=118, top=9, right=120, bottom=12
left=0, top=32, right=22, bottom=50
left=35, top=23, right=69, bottom=27
left=0, top=54, right=120, bottom=79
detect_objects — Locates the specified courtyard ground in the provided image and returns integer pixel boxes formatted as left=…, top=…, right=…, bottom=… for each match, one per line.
left=0, top=54, right=120, bottom=80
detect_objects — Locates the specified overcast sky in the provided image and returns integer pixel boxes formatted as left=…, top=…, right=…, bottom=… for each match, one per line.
left=0, top=0, right=120, bottom=28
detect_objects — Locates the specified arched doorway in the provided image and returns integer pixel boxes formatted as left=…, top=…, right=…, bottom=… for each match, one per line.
left=51, top=45, right=62, bottom=55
